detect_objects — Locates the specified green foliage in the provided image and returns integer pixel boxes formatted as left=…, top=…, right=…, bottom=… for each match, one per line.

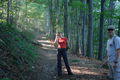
left=0, top=78, right=11, bottom=80
left=17, top=0, right=46, bottom=32
left=102, top=63, right=109, bottom=69
left=68, top=0, right=88, bottom=10
left=0, top=24, right=37, bottom=80
left=0, top=0, right=45, bottom=79
left=30, top=0, right=47, bottom=5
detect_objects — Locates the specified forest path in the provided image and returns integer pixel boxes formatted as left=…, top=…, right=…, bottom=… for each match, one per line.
left=30, top=33, right=109, bottom=80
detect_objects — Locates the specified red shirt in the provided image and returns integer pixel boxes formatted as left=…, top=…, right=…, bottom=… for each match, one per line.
left=57, top=37, right=68, bottom=48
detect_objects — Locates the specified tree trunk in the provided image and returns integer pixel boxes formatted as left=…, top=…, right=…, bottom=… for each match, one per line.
left=76, top=9, right=80, bottom=55
left=118, top=18, right=120, bottom=36
left=98, top=0, right=105, bottom=60
left=10, top=0, right=13, bottom=24
left=108, top=0, right=115, bottom=25
left=63, top=0, right=68, bottom=38
left=0, top=0, right=3, bottom=24
left=7, top=0, right=10, bottom=24
left=82, top=0, right=87, bottom=56
left=56, top=0, right=60, bottom=26
left=87, top=0, right=93, bottom=57
left=49, top=0, right=54, bottom=39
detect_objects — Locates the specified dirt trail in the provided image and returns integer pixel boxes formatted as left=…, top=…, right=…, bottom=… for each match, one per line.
left=29, top=33, right=57, bottom=80
left=30, top=33, right=109, bottom=80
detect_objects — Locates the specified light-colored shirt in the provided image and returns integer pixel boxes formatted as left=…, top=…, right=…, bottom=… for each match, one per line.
left=107, top=35, right=120, bottom=62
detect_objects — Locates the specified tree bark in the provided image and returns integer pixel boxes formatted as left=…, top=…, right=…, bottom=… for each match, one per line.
left=63, top=0, right=68, bottom=38
left=87, top=0, right=93, bottom=57
left=48, top=0, right=54, bottom=39
left=108, top=0, right=115, bottom=25
left=98, top=0, right=105, bottom=60
left=76, top=9, right=80, bottom=54
left=82, top=0, right=87, bottom=56
left=7, top=0, right=10, bottom=24
left=0, top=0, right=3, bottom=24
left=118, top=18, right=120, bottom=36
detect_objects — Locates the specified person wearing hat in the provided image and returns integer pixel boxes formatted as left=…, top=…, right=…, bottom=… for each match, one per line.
left=107, top=25, right=120, bottom=80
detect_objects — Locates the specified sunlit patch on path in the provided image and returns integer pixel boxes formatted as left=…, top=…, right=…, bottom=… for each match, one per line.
left=31, top=34, right=109, bottom=80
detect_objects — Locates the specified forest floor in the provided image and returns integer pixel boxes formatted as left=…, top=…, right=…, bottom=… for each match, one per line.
left=29, top=33, right=109, bottom=80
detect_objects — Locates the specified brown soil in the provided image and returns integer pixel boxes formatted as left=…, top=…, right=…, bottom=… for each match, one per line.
left=29, top=33, right=109, bottom=80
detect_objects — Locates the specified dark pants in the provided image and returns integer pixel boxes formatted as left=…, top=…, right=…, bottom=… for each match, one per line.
left=57, top=48, right=72, bottom=75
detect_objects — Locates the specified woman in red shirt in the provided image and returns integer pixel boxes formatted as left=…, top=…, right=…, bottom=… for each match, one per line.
left=54, top=32, right=73, bottom=76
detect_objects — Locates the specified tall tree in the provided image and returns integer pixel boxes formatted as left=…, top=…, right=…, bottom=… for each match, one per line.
left=76, top=9, right=81, bottom=54
left=98, top=0, right=105, bottom=60
left=7, top=0, right=11, bottom=24
left=0, top=0, right=3, bottom=24
left=63, top=0, right=68, bottom=38
left=48, top=0, right=54, bottom=39
left=108, top=0, right=115, bottom=25
left=82, top=0, right=87, bottom=56
left=87, top=0, right=93, bottom=57
left=55, top=0, right=60, bottom=26
left=118, top=18, right=120, bottom=36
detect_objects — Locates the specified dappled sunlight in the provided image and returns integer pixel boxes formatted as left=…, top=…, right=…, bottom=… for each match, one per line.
left=1, top=0, right=114, bottom=79
left=41, top=43, right=53, bottom=47
left=37, top=40, right=54, bottom=47
left=41, top=36, right=46, bottom=39
left=63, top=66, right=102, bottom=76
left=37, top=40, right=51, bottom=43
left=34, top=34, right=109, bottom=80
left=42, top=52, right=57, bottom=60
left=41, top=46, right=56, bottom=50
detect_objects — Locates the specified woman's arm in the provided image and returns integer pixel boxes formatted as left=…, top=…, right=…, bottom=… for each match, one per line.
left=54, top=36, right=58, bottom=44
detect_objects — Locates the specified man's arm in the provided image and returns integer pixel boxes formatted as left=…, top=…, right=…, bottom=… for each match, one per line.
left=114, top=37, right=120, bottom=63
left=115, top=49, right=120, bottom=63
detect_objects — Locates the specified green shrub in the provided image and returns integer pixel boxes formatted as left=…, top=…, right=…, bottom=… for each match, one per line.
left=0, top=24, right=37, bottom=80
left=0, top=78, right=11, bottom=80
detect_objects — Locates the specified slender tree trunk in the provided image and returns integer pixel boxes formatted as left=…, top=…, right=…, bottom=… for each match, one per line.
left=16, top=0, right=21, bottom=28
left=82, top=0, right=87, bottom=56
left=25, top=0, right=28, bottom=24
left=118, top=18, right=120, bottom=36
left=56, top=0, right=60, bottom=26
left=0, top=0, right=3, bottom=24
left=69, top=8, right=76, bottom=53
left=7, top=0, right=10, bottom=24
left=48, top=0, right=54, bottom=39
left=76, top=9, right=80, bottom=54
left=69, top=7, right=74, bottom=52
left=87, top=0, right=93, bottom=57
left=63, top=0, right=68, bottom=38
left=52, top=0, right=57, bottom=35
left=108, top=0, right=115, bottom=25
left=98, top=0, right=105, bottom=60
left=10, top=0, right=13, bottom=24
left=15, top=0, right=18, bottom=25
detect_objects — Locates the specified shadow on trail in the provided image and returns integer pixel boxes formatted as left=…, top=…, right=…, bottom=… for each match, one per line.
left=30, top=34, right=109, bottom=80
left=29, top=34, right=57, bottom=80
left=57, top=74, right=107, bottom=80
